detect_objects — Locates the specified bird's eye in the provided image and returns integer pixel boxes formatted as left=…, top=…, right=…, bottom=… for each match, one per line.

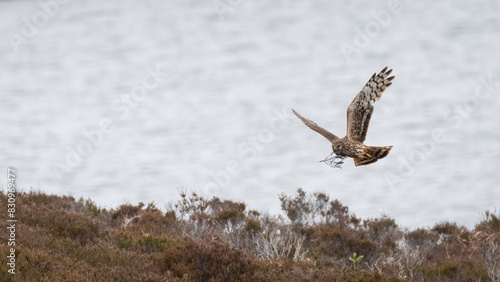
left=337, top=145, right=342, bottom=150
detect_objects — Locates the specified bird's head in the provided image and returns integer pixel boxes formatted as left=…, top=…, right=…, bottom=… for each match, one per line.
left=332, top=141, right=345, bottom=155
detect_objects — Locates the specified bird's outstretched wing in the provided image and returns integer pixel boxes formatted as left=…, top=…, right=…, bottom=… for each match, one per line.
left=347, top=67, right=394, bottom=143
left=292, top=109, right=339, bottom=143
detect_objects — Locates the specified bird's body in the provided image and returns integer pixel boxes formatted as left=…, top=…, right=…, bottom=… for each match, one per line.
left=332, top=137, right=392, bottom=166
left=293, top=67, right=395, bottom=167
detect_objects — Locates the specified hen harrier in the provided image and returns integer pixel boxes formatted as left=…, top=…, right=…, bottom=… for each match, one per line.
left=293, top=67, right=394, bottom=167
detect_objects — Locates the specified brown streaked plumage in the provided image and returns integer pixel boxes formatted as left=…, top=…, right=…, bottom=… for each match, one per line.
left=293, top=67, right=395, bottom=167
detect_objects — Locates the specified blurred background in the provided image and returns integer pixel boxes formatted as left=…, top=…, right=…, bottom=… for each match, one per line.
left=0, top=0, right=499, bottom=228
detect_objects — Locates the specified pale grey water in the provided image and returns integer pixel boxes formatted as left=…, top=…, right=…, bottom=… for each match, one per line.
left=1, top=0, right=499, bottom=228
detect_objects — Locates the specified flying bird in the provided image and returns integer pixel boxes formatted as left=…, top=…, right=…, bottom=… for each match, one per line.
left=293, top=67, right=394, bottom=167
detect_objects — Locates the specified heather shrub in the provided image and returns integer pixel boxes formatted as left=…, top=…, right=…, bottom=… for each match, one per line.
left=477, top=210, right=500, bottom=236
left=0, top=188, right=498, bottom=281
left=279, top=188, right=350, bottom=227
left=160, top=237, right=255, bottom=281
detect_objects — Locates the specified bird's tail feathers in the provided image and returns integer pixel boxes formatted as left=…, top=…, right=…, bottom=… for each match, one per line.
left=354, top=145, right=393, bottom=166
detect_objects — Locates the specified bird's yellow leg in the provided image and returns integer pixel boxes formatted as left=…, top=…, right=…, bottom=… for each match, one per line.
left=366, top=153, right=372, bottom=158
